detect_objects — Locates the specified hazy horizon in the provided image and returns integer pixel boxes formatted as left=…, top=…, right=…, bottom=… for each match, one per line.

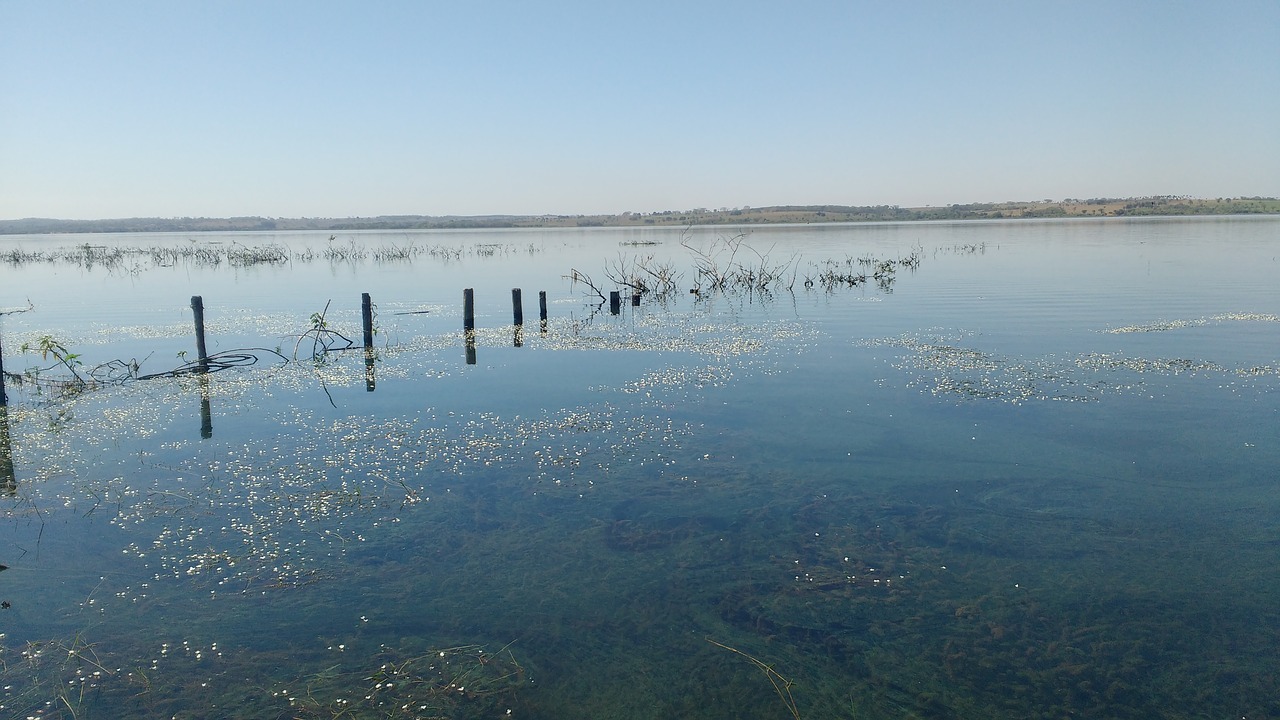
left=6, top=194, right=1278, bottom=225
left=3, top=1, right=1278, bottom=221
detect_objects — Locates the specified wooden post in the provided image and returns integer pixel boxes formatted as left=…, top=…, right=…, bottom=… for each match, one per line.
left=362, top=292, right=374, bottom=350
left=539, top=291, right=548, bottom=333
left=609, top=291, right=621, bottom=315
left=463, top=288, right=475, bottom=333
left=512, top=288, right=523, bottom=326
left=361, top=292, right=376, bottom=391
left=191, top=295, right=210, bottom=373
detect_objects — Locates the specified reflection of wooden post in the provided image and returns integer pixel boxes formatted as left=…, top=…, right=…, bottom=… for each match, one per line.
left=0, top=406, right=15, bottom=494
left=465, top=336, right=477, bottom=365
left=199, top=375, right=213, bottom=439
left=362, top=293, right=374, bottom=350
left=463, top=289, right=475, bottom=333
left=609, top=291, right=621, bottom=315
left=0, top=331, right=8, bottom=405
left=631, top=293, right=641, bottom=307
left=191, top=295, right=210, bottom=373
left=539, top=291, right=548, bottom=334
left=365, top=352, right=376, bottom=392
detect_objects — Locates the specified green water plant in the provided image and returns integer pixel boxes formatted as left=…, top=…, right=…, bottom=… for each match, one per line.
left=20, top=335, right=87, bottom=388
left=286, top=642, right=525, bottom=719
left=706, top=637, right=801, bottom=720
left=294, top=301, right=356, bottom=361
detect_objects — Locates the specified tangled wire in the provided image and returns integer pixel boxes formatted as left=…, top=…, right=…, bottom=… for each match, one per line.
left=135, top=348, right=289, bottom=380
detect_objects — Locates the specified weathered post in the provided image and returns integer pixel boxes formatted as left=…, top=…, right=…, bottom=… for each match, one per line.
left=512, top=288, right=523, bottom=327
left=361, top=293, right=376, bottom=391
left=463, top=288, right=477, bottom=364
left=464, top=289, right=475, bottom=333
left=191, top=295, right=210, bottom=373
left=539, top=291, right=548, bottom=334
left=609, top=291, right=621, bottom=315
left=362, top=292, right=374, bottom=350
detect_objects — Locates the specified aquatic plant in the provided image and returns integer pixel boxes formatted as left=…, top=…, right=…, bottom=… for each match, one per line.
left=706, top=638, right=801, bottom=720
left=681, top=231, right=797, bottom=294
left=293, top=301, right=357, bottom=361
left=285, top=643, right=525, bottom=719
left=604, top=252, right=683, bottom=299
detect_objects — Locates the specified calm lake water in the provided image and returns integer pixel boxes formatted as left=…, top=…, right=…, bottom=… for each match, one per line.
left=0, top=216, right=1277, bottom=719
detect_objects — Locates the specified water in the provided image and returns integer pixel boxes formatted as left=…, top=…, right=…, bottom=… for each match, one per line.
left=0, top=217, right=1277, bottom=718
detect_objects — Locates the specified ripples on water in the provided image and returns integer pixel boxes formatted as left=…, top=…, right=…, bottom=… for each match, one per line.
left=0, top=217, right=1277, bottom=719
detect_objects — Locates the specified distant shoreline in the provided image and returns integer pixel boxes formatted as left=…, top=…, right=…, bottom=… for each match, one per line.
left=3, top=195, right=1277, bottom=235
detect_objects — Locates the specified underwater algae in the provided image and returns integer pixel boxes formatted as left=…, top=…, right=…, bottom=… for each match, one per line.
left=2, top=220, right=1278, bottom=718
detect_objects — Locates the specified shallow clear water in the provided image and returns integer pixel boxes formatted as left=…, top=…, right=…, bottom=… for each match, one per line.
left=0, top=216, right=1277, bottom=718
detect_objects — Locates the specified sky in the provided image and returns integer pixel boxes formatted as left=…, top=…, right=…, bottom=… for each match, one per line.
left=1, top=1, right=1278, bottom=220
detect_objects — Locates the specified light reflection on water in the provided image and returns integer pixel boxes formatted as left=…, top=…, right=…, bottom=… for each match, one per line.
left=0, top=216, right=1278, bottom=718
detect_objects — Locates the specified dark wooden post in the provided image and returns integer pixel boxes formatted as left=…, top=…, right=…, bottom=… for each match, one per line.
left=191, top=295, right=210, bottom=373
left=463, top=288, right=475, bottom=333
left=362, top=292, right=374, bottom=350
left=539, top=291, right=548, bottom=334
left=609, top=291, right=621, bottom=315
left=512, top=288, right=524, bottom=347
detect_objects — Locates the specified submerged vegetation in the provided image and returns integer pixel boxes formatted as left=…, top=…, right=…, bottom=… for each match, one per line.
left=2, top=220, right=1278, bottom=719
left=0, top=237, right=541, bottom=273
left=569, top=231, right=923, bottom=306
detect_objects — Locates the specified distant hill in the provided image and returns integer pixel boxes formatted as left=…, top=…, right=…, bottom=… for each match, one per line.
left=3, top=196, right=1277, bottom=235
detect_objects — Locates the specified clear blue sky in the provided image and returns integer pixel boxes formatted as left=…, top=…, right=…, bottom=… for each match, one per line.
left=2, top=1, right=1277, bottom=220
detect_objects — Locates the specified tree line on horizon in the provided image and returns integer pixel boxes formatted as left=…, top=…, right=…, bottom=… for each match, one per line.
left=3, top=196, right=1277, bottom=235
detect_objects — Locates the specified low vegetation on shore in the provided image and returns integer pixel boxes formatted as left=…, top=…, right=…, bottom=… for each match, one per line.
left=2, top=195, right=1277, bottom=235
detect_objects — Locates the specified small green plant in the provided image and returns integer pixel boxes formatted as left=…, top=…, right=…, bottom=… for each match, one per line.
left=295, top=301, right=355, bottom=362
left=20, top=335, right=86, bottom=385
left=706, top=637, right=801, bottom=720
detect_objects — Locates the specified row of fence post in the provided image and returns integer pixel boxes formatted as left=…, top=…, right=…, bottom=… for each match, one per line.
left=0, top=286, right=639, bottom=405
left=0, top=287, right=642, bottom=483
